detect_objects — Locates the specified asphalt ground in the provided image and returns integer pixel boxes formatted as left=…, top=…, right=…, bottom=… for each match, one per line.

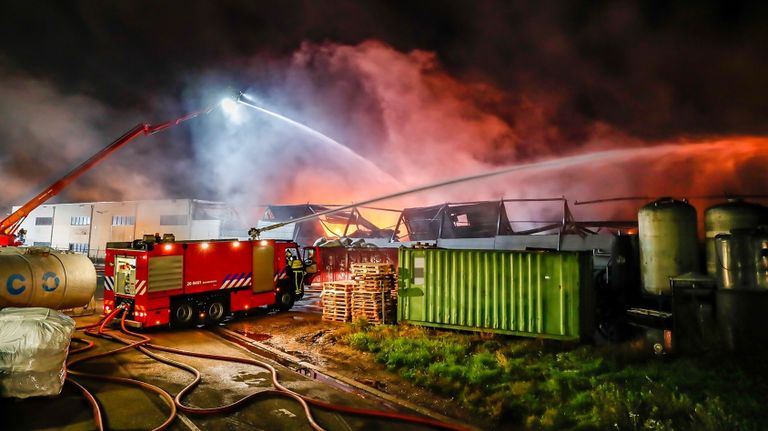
left=1, top=312, right=447, bottom=431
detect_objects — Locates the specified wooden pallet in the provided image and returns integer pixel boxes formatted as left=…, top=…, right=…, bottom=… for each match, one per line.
left=351, top=296, right=392, bottom=304
left=322, top=315, right=351, bottom=323
left=350, top=262, right=394, bottom=275
left=352, top=309, right=390, bottom=316
left=355, top=288, right=393, bottom=294
left=323, top=281, right=357, bottom=290
left=322, top=281, right=356, bottom=322
left=351, top=313, right=389, bottom=320
left=355, top=277, right=394, bottom=281
left=344, top=267, right=396, bottom=325
left=355, top=279, right=395, bottom=285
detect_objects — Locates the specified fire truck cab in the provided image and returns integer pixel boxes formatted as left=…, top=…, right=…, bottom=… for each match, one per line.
left=103, top=237, right=313, bottom=328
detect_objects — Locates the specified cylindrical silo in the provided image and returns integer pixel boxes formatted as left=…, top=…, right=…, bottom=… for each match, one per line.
left=638, top=198, right=700, bottom=295
left=712, top=228, right=768, bottom=352
left=715, top=229, right=768, bottom=290
left=714, top=230, right=757, bottom=290
left=704, top=199, right=768, bottom=276
left=0, top=247, right=95, bottom=310
left=754, top=231, right=768, bottom=290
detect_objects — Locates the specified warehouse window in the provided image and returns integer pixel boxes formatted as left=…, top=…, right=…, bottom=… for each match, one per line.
left=160, top=214, right=188, bottom=226
left=35, top=217, right=53, bottom=226
left=112, top=215, right=136, bottom=226
left=71, top=216, right=91, bottom=226
left=33, top=241, right=51, bottom=247
left=69, top=243, right=89, bottom=253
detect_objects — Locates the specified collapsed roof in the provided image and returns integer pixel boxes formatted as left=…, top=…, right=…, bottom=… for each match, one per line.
left=395, top=199, right=637, bottom=242
left=260, top=204, right=394, bottom=245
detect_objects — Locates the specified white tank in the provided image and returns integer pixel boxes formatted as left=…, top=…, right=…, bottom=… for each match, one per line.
left=0, top=247, right=96, bottom=310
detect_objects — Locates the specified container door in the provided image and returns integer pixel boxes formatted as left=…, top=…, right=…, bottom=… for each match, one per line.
left=402, top=250, right=427, bottom=321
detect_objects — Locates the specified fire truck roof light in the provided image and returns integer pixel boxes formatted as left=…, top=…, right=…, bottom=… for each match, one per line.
left=201, top=242, right=209, bottom=249
left=233, top=241, right=240, bottom=247
left=259, top=240, right=268, bottom=246
left=164, top=244, right=173, bottom=251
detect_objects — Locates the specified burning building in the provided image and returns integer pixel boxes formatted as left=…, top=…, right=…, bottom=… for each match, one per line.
left=255, top=204, right=396, bottom=246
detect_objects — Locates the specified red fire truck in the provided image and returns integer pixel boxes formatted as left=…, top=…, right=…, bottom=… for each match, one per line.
left=103, top=237, right=316, bottom=328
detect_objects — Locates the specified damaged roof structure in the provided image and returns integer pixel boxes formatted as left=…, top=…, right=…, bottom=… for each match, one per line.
left=257, top=204, right=395, bottom=246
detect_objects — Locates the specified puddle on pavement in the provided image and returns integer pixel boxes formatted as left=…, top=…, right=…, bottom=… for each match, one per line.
left=234, top=329, right=272, bottom=341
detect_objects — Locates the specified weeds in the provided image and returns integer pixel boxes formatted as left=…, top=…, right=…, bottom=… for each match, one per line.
left=343, top=321, right=768, bottom=430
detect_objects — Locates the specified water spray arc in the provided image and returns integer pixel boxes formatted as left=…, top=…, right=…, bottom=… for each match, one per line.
left=247, top=141, right=768, bottom=238
left=232, top=93, right=403, bottom=188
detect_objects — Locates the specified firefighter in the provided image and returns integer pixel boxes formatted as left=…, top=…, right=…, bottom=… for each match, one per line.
left=290, top=253, right=305, bottom=297
left=278, top=249, right=305, bottom=298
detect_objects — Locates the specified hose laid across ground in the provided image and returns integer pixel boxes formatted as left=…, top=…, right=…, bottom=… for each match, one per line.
left=66, top=309, right=177, bottom=431
left=66, top=306, right=470, bottom=431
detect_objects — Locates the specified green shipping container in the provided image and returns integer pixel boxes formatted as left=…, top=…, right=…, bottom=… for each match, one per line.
left=397, top=248, right=594, bottom=341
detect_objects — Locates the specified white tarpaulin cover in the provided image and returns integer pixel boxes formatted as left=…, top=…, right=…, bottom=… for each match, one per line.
left=0, top=307, right=75, bottom=398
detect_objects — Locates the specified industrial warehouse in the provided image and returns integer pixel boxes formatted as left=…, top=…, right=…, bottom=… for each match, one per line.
left=12, top=199, right=236, bottom=257
left=2, top=2, right=768, bottom=431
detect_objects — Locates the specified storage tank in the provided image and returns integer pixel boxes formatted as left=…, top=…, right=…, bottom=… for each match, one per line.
left=638, top=198, right=700, bottom=295
left=715, top=229, right=768, bottom=290
left=0, top=247, right=95, bottom=309
left=755, top=231, right=768, bottom=290
left=704, top=199, right=768, bottom=276
left=713, top=229, right=768, bottom=351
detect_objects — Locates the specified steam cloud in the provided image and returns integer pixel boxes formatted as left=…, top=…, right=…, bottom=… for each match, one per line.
left=0, top=69, right=171, bottom=213
left=189, top=41, right=768, bottom=225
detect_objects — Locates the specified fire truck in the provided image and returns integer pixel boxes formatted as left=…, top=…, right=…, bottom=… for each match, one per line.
left=103, top=236, right=317, bottom=328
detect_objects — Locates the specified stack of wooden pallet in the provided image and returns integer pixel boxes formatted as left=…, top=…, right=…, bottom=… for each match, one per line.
left=321, top=281, right=356, bottom=322
left=350, top=262, right=396, bottom=324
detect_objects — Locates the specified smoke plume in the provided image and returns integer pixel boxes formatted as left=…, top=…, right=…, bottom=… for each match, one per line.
left=188, top=41, right=768, bottom=226
left=0, top=67, right=184, bottom=215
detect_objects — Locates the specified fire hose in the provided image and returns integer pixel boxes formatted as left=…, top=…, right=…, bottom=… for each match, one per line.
left=65, top=306, right=470, bottom=431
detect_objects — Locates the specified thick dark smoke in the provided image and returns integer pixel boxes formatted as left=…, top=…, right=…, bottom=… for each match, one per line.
left=1, top=1, right=767, bottom=225
left=3, top=1, right=767, bottom=140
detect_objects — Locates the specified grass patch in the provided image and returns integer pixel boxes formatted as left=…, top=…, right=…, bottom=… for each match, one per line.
left=343, top=321, right=768, bottom=430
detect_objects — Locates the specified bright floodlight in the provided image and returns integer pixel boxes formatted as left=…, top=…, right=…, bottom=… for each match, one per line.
left=220, top=98, right=243, bottom=123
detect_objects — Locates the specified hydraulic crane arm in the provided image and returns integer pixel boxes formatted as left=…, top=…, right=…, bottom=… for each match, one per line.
left=0, top=107, right=213, bottom=246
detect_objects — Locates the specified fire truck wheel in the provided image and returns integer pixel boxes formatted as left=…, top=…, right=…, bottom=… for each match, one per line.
left=276, top=290, right=295, bottom=311
left=172, top=302, right=195, bottom=327
left=207, top=300, right=227, bottom=324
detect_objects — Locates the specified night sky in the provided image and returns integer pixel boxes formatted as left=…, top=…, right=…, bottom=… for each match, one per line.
left=1, top=0, right=767, bottom=218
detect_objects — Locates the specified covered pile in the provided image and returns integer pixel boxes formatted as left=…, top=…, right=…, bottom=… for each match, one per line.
left=0, top=307, right=76, bottom=398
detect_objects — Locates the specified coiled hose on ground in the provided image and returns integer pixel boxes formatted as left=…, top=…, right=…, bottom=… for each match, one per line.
left=66, top=307, right=469, bottom=431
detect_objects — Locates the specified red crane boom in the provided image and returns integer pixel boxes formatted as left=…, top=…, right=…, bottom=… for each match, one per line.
left=0, top=107, right=213, bottom=246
